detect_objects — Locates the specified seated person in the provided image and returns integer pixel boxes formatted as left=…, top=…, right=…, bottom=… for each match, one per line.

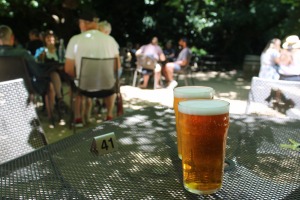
left=163, top=37, right=192, bottom=89
left=64, top=9, right=121, bottom=126
left=98, top=20, right=123, bottom=78
left=163, top=40, right=176, bottom=62
left=39, top=30, right=65, bottom=109
left=26, top=28, right=44, bottom=56
left=258, top=38, right=281, bottom=80
left=135, top=37, right=166, bottom=89
left=98, top=20, right=112, bottom=35
left=0, top=25, right=56, bottom=120
left=278, top=35, right=300, bottom=81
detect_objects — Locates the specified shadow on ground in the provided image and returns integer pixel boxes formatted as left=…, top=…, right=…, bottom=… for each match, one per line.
left=39, top=70, right=251, bottom=144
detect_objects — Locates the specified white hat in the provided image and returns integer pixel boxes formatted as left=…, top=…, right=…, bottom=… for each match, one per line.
left=282, top=35, right=300, bottom=49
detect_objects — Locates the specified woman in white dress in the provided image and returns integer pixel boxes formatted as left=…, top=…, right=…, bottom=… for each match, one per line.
left=259, top=38, right=281, bottom=80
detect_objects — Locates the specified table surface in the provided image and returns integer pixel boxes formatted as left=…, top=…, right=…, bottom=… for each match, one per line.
left=1, top=106, right=300, bottom=199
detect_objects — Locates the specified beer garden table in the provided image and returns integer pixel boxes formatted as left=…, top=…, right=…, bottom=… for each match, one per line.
left=0, top=106, right=299, bottom=199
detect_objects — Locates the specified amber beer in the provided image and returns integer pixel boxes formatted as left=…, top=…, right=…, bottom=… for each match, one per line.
left=173, top=86, right=214, bottom=159
left=178, top=100, right=230, bottom=195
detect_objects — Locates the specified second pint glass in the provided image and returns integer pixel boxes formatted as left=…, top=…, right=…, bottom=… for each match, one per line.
left=178, top=99, right=230, bottom=195
left=173, top=86, right=214, bottom=159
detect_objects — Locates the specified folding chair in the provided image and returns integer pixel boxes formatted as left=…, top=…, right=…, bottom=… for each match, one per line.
left=0, top=79, right=47, bottom=164
left=70, top=57, right=123, bottom=131
left=246, top=76, right=300, bottom=118
left=132, top=55, right=159, bottom=89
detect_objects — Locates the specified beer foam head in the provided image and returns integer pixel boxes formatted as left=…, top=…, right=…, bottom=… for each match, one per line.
left=174, top=86, right=214, bottom=99
left=178, top=99, right=230, bottom=115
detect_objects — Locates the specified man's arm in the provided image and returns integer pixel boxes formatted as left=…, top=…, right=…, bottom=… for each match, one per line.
left=64, top=58, right=76, bottom=78
left=175, top=49, right=191, bottom=67
left=115, top=54, right=121, bottom=71
left=159, top=52, right=166, bottom=62
left=176, top=59, right=188, bottom=67
left=135, top=46, right=144, bottom=56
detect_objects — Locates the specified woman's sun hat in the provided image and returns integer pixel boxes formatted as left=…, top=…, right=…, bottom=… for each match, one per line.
left=282, top=35, right=300, bottom=49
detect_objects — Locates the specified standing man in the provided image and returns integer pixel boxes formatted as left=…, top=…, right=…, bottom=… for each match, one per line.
left=64, top=9, right=121, bottom=126
left=163, top=37, right=192, bottom=89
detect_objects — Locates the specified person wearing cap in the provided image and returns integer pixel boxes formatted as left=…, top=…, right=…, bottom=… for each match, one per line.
left=163, top=37, right=192, bottom=89
left=64, top=9, right=121, bottom=126
left=278, top=35, right=300, bottom=81
left=258, top=38, right=281, bottom=80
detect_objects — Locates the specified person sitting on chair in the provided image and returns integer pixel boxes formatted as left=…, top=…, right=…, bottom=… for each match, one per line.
left=64, top=9, right=121, bottom=126
left=35, top=30, right=66, bottom=114
left=258, top=38, right=281, bottom=80
left=278, top=35, right=300, bottom=82
left=0, top=25, right=56, bottom=122
left=98, top=20, right=112, bottom=35
left=135, top=36, right=166, bottom=89
left=98, top=20, right=122, bottom=78
left=26, top=28, right=44, bottom=56
left=163, top=37, right=192, bottom=89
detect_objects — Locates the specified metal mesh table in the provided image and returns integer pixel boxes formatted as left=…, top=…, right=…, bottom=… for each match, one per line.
left=1, top=106, right=299, bottom=199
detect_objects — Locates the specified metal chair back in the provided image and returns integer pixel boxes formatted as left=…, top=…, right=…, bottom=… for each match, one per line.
left=246, top=76, right=300, bottom=118
left=0, top=56, right=34, bottom=93
left=79, top=57, right=116, bottom=91
left=0, top=79, right=47, bottom=164
left=136, top=55, right=156, bottom=70
left=132, top=55, right=159, bottom=89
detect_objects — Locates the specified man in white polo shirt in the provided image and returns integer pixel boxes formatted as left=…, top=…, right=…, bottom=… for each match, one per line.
left=64, top=9, right=121, bottom=126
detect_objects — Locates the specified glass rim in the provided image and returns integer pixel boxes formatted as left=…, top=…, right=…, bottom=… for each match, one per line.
left=173, top=86, right=215, bottom=98
left=178, top=99, right=230, bottom=115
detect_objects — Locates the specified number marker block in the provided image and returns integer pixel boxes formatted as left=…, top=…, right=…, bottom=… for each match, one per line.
left=90, top=132, right=118, bottom=155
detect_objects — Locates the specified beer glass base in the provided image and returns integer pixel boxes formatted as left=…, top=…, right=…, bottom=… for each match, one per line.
left=184, top=184, right=220, bottom=195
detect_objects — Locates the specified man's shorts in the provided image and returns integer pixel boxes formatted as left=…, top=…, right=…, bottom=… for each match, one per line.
left=77, top=86, right=116, bottom=98
left=173, top=63, right=182, bottom=72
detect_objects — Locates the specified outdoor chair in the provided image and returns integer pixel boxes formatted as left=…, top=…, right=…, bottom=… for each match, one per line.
left=245, top=76, right=300, bottom=118
left=0, top=56, right=34, bottom=93
left=120, top=47, right=136, bottom=85
left=173, top=54, right=197, bottom=86
left=70, top=57, right=123, bottom=131
left=132, top=55, right=160, bottom=89
left=174, top=64, right=195, bottom=86
left=0, top=56, right=56, bottom=126
left=0, top=79, right=47, bottom=165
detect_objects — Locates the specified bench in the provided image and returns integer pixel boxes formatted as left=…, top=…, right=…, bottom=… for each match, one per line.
left=197, top=54, right=232, bottom=71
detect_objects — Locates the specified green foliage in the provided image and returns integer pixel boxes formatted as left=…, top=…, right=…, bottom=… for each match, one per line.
left=190, top=46, right=207, bottom=56
left=0, top=0, right=299, bottom=68
left=281, top=0, right=300, bottom=6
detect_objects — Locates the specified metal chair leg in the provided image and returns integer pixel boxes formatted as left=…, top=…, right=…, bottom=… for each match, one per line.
left=132, top=70, right=138, bottom=87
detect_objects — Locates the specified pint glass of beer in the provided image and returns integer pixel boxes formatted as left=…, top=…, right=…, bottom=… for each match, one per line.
left=173, top=86, right=214, bottom=159
left=178, top=99, right=230, bottom=195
